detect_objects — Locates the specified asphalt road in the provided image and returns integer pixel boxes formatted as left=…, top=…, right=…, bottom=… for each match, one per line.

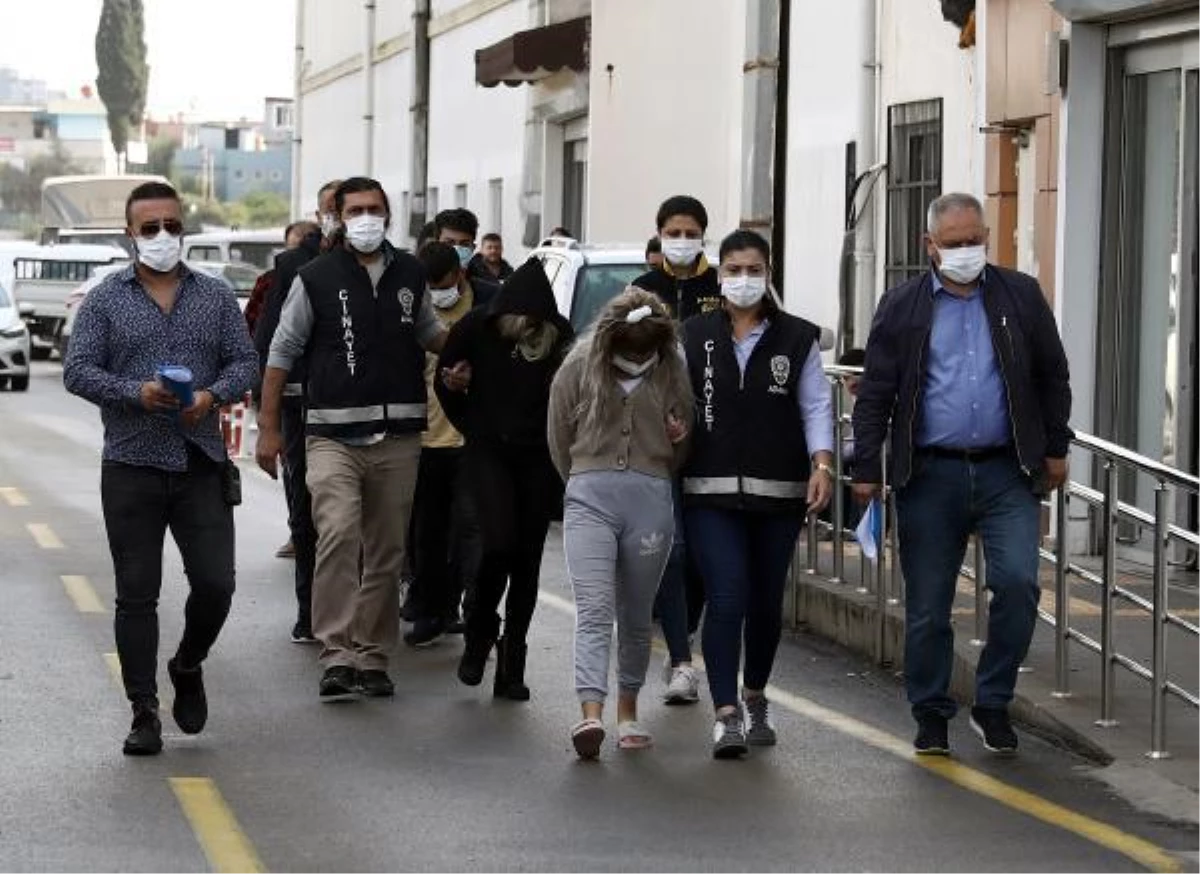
left=0, top=362, right=1196, bottom=872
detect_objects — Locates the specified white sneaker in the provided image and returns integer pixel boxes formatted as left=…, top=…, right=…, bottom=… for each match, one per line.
left=664, top=664, right=700, bottom=705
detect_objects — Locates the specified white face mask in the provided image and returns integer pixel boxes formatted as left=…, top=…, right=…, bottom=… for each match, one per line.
left=661, top=237, right=703, bottom=267
left=136, top=229, right=182, bottom=273
left=429, top=286, right=461, bottom=310
left=613, top=352, right=659, bottom=377
left=936, top=244, right=987, bottom=284
left=454, top=245, right=475, bottom=267
left=721, top=275, right=767, bottom=309
left=319, top=212, right=339, bottom=239
left=345, top=214, right=387, bottom=253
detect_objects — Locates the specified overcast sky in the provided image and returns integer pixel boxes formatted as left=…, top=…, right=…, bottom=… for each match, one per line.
left=0, top=0, right=294, bottom=120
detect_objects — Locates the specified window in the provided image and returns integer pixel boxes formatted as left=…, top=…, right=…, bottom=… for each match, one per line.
left=225, top=128, right=239, bottom=150
left=454, top=183, right=467, bottom=208
left=428, top=186, right=440, bottom=216
left=271, top=103, right=294, bottom=129
left=562, top=137, right=588, bottom=242
left=186, top=245, right=221, bottom=262
left=885, top=98, right=942, bottom=288
left=488, top=178, right=503, bottom=234
left=570, top=262, right=646, bottom=332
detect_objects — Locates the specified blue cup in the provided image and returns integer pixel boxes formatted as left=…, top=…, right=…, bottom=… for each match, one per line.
left=156, top=365, right=194, bottom=409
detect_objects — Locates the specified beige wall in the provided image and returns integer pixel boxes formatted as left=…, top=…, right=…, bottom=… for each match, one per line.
left=984, top=0, right=1063, bottom=300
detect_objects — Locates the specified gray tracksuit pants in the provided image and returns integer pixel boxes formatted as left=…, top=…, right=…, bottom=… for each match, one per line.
left=564, top=470, right=674, bottom=704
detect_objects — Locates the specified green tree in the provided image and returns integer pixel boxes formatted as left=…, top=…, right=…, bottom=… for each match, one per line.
left=95, top=0, right=148, bottom=158
left=238, top=191, right=290, bottom=228
left=0, top=142, right=82, bottom=220
left=146, top=135, right=176, bottom=178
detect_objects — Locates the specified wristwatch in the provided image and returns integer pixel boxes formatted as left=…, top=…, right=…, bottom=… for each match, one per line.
left=814, top=462, right=835, bottom=478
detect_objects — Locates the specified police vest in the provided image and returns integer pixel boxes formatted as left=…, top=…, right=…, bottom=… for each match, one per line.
left=299, top=246, right=427, bottom=440
left=682, top=309, right=819, bottom=513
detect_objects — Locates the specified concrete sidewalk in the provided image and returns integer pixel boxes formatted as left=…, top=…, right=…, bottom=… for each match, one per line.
left=787, top=534, right=1199, bottom=826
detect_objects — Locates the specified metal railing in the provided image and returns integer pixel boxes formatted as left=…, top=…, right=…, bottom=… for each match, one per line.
left=797, top=366, right=1200, bottom=758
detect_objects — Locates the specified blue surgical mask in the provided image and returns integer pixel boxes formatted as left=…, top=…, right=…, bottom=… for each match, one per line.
left=454, top=245, right=474, bottom=267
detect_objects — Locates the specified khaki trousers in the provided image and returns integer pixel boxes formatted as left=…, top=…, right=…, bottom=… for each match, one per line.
left=306, top=434, right=421, bottom=671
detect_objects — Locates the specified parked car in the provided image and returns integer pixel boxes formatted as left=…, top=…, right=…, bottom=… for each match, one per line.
left=0, top=278, right=32, bottom=391
left=183, top=230, right=286, bottom=270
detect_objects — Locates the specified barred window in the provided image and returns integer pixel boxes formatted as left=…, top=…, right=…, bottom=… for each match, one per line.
left=885, top=98, right=943, bottom=288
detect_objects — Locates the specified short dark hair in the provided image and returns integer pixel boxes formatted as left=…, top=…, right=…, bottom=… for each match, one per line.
left=837, top=347, right=866, bottom=367
left=285, top=220, right=319, bottom=241
left=125, top=181, right=181, bottom=225
left=655, top=195, right=708, bottom=233
left=481, top=232, right=502, bottom=245
left=417, top=241, right=461, bottom=284
left=318, top=178, right=342, bottom=199
left=416, top=220, right=437, bottom=251
left=435, top=208, right=478, bottom=239
left=718, top=228, right=770, bottom=264
left=334, top=176, right=390, bottom=217
left=549, top=226, right=572, bottom=237
left=645, top=236, right=661, bottom=256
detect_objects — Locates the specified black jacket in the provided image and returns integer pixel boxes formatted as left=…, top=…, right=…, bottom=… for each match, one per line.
left=253, top=231, right=322, bottom=396
left=852, top=265, right=1072, bottom=489
left=435, top=258, right=573, bottom=449
left=468, top=253, right=514, bottom=283
left=633, top=261, right=722, bottom=321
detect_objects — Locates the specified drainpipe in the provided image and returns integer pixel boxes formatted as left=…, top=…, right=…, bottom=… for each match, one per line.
left=741, top=0, right=783, bottom=284
left=408, top=0, right=430, bottom=238
left=854, top=0, right=882, bottom=348
left=519, top=0, right=547, bottom=247
left=291, top=0, right=305, bottom=218
left=363, top=0, right=377, bottom=175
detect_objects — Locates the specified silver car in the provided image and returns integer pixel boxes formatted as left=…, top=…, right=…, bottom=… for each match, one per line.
left=0, top=280, right=32, bottom=391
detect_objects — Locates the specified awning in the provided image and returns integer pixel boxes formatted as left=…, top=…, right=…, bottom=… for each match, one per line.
left=475, top=16, right=589, bottom=88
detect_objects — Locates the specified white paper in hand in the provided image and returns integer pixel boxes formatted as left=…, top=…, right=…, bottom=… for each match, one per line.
left=856, top=498, right=883, bottom=563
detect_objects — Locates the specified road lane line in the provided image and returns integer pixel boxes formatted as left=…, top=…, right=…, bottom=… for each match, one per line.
left=169, top=777, right=265, bottom=873
left=26, top=523, right=63, bottom=549
left=61, top=575, right=106, bottom=614
left=103, top=653, right=123, bottom=687
left=537, top=589, right=1182, bottom=873
left=0, top=486, right=29, bottom=506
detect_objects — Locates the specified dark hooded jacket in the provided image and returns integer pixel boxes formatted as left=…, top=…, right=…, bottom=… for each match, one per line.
left=435, top=257, right=573, bottom=448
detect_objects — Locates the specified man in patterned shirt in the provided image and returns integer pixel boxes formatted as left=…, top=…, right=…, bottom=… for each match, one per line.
left=64, top=181, right=259, bottom=756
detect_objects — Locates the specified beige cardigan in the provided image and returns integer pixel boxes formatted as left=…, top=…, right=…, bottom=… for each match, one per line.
left=547, top=352, right=693, bottom=482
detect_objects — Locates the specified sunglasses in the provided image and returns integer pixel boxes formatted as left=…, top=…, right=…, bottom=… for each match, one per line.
left=138, top=219, right=184, bottom=238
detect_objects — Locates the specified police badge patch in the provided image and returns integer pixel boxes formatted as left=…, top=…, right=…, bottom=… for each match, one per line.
left=398, top=288, right=415, bottom=322
left=770, top=355, right=790, bottom=387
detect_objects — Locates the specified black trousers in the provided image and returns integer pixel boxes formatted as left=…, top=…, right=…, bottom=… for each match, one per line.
left=101, top=448, right=235, bottom=706
left=281, top=398, right=316, bottom=624
left=463, top=441, right=559, bottom=647
left=408, top=446, right=481, bottom=621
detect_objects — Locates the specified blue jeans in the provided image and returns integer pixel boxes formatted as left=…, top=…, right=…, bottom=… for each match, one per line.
left=655, top=482, right=692, bottom=665
left=685, top=506, right=803, bottom=709
left=896, top=453, right=1041, bottom=719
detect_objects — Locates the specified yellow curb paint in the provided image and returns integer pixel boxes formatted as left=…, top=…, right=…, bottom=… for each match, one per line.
left=0, top=487, right=29, bottom=506
left=61, top=575, right=105, bottom=614
left=103, top=653, right=122, bottom=687
left=537, top=589, right=1182, bottom=873
left=169, top=777, right=265, bottom=874
left=27, top=523, right=63, bottom=549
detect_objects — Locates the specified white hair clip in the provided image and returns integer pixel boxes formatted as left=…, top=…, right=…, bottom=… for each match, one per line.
left=626, top=305, right=653, bottom=324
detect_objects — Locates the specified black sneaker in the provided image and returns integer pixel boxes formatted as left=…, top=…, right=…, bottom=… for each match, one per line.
left=403, top=617, right=446, bottom=648
left=319, top=665, right=359, bottom=701
left=970, top=706, right=1018, bottom=754
left=743, top=695, right=777, bottom=746
left=712, top=712, right=749, bottom=760
left=914, top=713, right=950, bottom=756
left=357, top=669, right=395, bottom=698
left=122, top=703, right=163, bottom=756
left=444, top=613, right=466, bottom=635
left=167, top=657, right=207, bottom=735
left=291, top=620, right=318, bottom=644
left=457, top=636, right=495, bottom=687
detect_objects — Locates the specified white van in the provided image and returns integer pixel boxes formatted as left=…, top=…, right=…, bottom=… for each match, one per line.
left=183, top=230, right=286, bottom=270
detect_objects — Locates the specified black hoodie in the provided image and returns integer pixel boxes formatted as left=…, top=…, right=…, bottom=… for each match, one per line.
left=435, top=257, right=574, bottom=448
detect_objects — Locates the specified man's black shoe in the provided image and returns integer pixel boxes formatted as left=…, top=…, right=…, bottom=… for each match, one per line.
left=914, top=713, right=950, bottom=756
left=357, top=669, right=395, bottom=698
left=167, top=657, right=207, bottom=735
left=403, top=617, right=446, bottom=648
left=319, top=665, right=359, bottom=701
left=123, top=703, right=163, bottom=756
left=970, top=706, right=1018, bottom=754
left=291, top=620, right=318, bottom=644
left=457, top=636, right=494, bottom=687
left=444, top=613, right=466, bottom=635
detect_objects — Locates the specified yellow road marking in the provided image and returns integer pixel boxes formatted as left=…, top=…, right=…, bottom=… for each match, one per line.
left=61, top=575, right=105, bottom=614
left=26, top=522, right=62, bottom=549
left=0, top=486, right=29, bottom=506
left=103, top=653, right=122, bottom=687
left=169, top=777, right=265, bottom=873
left=537, top=589, right=1182, bottom=873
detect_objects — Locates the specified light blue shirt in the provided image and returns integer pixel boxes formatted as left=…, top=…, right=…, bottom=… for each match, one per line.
left=732, top=322, right=834, bottom=455
left=916, top=271, right=1011, bottom=449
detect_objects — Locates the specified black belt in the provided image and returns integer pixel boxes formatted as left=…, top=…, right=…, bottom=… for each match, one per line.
left=916, top=444, right=1013, bottom=462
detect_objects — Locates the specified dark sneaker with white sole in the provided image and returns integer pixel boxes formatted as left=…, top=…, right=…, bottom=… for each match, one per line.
left=167, top=657, right=207, bottom=734
left=404, top=617, right=446, bottom=648
left=913, top=713, right=950, bottom=756
left=123, top=703, right=163, bottom=756
left=291, top=620, right=318, bottom=644
left=970, top=706, right=1018, bottom=754
left=319, top=666, right=359, bottom=701
left=712, top=712, right=749, bottom=760
left=357, top=669, right=395, bottom=698
left=743, top=695, right=777, bottom=746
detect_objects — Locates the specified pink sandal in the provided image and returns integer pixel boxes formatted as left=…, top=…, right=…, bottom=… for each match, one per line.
left=571, top=719, right=605, bottom=759
left=617, top=721, right=653, bottom=750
